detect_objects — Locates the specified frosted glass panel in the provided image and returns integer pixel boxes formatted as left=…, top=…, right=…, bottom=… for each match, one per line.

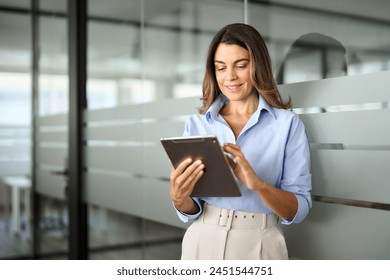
left=311, top=150, right=390, bottom=204
left=278, top=70, right=390, bottom=108
left=83, top=97, right=199, bottom=227
left=300, top=110, right=390, bottom=146
left=282, top=202, right=390, bottom=259
left=36, top=114, right=67, bottom=199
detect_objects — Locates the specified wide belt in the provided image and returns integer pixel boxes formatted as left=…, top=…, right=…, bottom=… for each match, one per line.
left=202, top=203, right=278, bottom=229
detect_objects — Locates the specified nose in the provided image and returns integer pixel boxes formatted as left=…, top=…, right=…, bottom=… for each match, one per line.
left=225, top=68, right=237, bottom=81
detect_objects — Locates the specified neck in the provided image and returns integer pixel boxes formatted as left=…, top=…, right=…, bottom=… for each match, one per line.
left=221, top=96, right=259, bottom=116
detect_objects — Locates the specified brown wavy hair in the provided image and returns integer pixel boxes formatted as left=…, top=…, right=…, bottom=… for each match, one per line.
left=199, top=23, right=291, bottom=114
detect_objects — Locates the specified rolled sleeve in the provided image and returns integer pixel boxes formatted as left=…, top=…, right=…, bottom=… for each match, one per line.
left=279, top=173, right=312, bottom=224
left=280, top=114, right=312, bottom=224
left=282, top=193, right=311, bottom=225
left=174, top=198, right=203, bottom=223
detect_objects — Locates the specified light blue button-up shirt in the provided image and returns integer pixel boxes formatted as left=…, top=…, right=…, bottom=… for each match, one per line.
left=176, top=94, right=312, bottom=225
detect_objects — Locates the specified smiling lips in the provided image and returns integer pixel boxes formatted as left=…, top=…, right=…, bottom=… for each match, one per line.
left=226, top=84, right=241, bottom=91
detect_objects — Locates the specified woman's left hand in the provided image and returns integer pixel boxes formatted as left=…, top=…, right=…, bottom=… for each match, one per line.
left=223, top=143, right=264, bottom=192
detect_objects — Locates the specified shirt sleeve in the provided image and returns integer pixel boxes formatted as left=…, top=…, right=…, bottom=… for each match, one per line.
left=280, top=114, right=312, bottom=224
left=174, top=198, right=203, bottom=223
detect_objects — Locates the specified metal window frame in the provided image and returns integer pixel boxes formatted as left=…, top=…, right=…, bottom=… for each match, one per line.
left=67, top=0, right=88, bottom=260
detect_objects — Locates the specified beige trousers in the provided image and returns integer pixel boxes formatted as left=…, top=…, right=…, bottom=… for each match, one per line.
left=181, top=203, right=288, bottom=260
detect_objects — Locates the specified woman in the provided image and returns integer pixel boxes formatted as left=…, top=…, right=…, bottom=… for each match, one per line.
left=170, top=23, right=312, bottom=260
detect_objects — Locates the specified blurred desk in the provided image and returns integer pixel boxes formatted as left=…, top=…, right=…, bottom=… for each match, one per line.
left=2, top=176, right=31, bottom=236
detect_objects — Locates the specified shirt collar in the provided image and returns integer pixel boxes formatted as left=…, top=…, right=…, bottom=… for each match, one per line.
left=206, top=94, right=276, bottom=121
left=258, top=96, right=276, bottom=120
left=205, top=94, right=227, bottom=121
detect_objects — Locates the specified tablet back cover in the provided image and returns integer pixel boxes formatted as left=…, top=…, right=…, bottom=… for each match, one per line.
left=161, top=136, right=241, bottom=197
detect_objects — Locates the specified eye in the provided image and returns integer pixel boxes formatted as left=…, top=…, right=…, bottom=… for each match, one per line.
left=216, top=67, right=226, bottom=72
left=236, top=64, right=247, bottom=69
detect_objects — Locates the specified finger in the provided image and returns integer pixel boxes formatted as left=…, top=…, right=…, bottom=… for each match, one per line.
left=179, top=168, right=204, bottom=198
left=234, top=155, right=247, bottom=168
left=181, top=159, right=204, bottom=178
left=223, top=143, right=241, bottom=152
left=235, top=155, right=255, bottom=177
left=178, top=161, right=204, bottom=192
left=171, top=160, right=203, bottom=191
left=182, top=162, right=205, bottom=189
left=223, top=144, right=243, bottom=158
left=224, top=155, right=236, bottom=170
left=223, top=143, right=241, bottom=151
left=171, top=158, right=193, bottom=177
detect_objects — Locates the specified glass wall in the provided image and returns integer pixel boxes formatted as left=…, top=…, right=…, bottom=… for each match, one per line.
left=248, top=0, right=390, bottom=84
left=83, top=0, right=390, bottom=260
left=35, top=1, right=69, bottom=258
left=0, top=4, right=32, bottom=259
left=0, top=0, right=389, bottom=260
left=86, top=0, right=146, bottom=259
left=84, top=0, right=245, bottom=259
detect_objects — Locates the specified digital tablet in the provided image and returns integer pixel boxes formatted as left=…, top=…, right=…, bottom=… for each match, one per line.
left=160, top=135, right=241, bottom=197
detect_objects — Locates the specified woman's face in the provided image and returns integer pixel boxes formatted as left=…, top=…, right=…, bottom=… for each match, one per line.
left=214, top=43, right=255, bottom=103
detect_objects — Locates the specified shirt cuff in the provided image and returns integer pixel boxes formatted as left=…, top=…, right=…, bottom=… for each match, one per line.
left=281, top=194, right=311, bottom=225
left=174, top=198, right=203, bottom=223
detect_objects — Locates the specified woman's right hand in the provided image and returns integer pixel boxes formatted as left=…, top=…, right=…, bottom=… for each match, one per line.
left=170, top=158, right=205, bottom=213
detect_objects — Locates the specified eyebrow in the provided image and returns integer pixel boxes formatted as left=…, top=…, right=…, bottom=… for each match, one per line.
left=214, top=58, right=249, bottom=64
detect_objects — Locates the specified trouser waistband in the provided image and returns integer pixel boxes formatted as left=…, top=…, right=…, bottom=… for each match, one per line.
left=202, top=203, right=278, bottom=229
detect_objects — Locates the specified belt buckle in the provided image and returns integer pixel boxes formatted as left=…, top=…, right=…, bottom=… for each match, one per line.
left=218, top=208, right=233, bottom=228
